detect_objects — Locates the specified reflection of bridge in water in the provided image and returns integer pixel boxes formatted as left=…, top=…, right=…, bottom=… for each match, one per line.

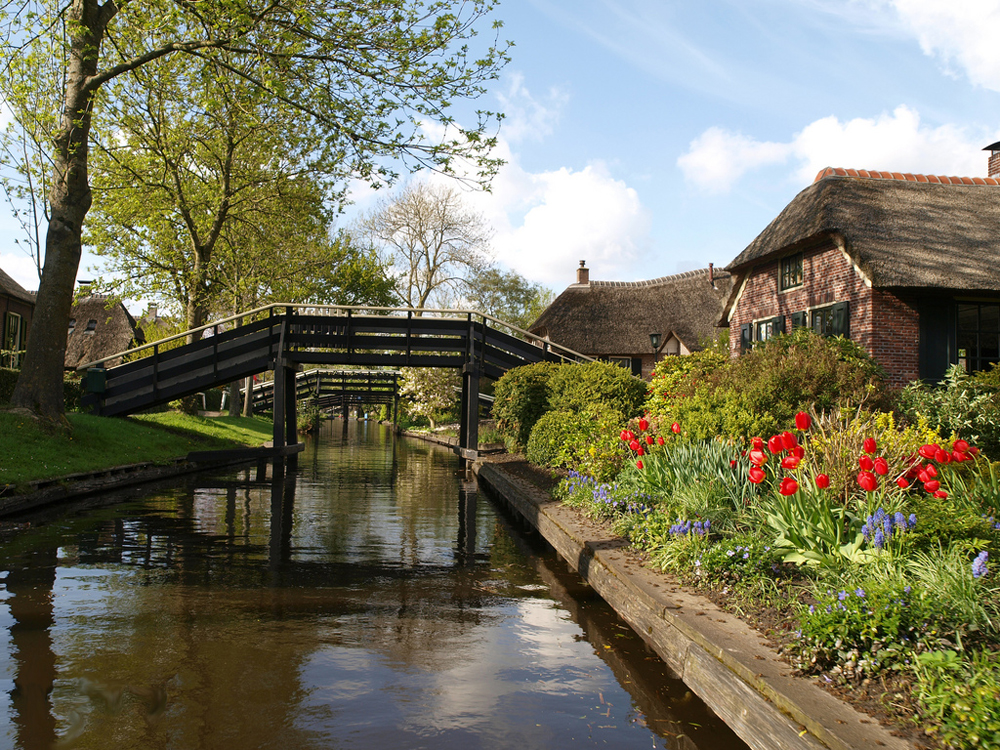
left=79, top=304, right=589, bottom=465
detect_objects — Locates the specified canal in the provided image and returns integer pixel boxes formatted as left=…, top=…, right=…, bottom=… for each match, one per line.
left=0, top=419, right=750, bottom=750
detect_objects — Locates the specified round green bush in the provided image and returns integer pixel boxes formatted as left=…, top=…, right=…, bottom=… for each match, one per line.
left=547, top=361, right=647, bottom=419
left=526, top=408, right=626, bottom=481
left=492, top=361, right=559, bottom=451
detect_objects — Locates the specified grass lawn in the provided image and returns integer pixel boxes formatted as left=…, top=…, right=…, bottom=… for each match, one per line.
left=0, top=411, right=273, bottom=488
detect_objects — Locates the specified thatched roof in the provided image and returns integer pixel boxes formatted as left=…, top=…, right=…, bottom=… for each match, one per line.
left=727, top=170, right=1000, bottom=291
left=65, top=295, right=144, bottom=369
left=0, top=266, right=34, bottom=304
left=529, top=268, right=732, bottom=355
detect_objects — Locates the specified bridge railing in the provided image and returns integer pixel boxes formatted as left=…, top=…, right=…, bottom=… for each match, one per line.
left=77, top=303, right=592, bottom=371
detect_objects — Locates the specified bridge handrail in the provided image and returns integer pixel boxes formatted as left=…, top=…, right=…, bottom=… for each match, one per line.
left=76, top=302, right=593, bottom=371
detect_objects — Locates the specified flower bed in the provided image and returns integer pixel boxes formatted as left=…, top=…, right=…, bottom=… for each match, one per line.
left=553, top=409, right=1000, bottom=749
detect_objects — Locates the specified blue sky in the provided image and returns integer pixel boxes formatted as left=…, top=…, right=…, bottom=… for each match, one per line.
left=5, top=0, right=1000, bottom=302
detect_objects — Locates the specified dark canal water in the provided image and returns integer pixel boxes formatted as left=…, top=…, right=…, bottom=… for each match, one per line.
left=0, top=419, right=749, bottom=750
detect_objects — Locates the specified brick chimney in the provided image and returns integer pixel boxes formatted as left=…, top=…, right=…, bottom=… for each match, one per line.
left=985, top=141, right=1000, bottom=179
left=576, top=260, right=589, bottom=286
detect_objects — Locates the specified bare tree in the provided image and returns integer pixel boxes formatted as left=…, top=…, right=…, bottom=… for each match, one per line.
left=361, top=183, right=494, bottom=311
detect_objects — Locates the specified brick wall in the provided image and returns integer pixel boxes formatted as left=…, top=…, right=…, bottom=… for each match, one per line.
left=728, top=243, right=920, bottom=386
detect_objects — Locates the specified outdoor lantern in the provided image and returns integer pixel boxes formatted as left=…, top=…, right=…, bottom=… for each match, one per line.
left=649, top=332, right=662, bottom=352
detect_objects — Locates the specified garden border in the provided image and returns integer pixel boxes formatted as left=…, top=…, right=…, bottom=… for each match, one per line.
left=474, top=458, right=915, bottom=750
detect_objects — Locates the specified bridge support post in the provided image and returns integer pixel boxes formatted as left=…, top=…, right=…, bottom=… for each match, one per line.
left=458, top=361, right=480, bottom=472
left=271, top=359, right=300, bottom=469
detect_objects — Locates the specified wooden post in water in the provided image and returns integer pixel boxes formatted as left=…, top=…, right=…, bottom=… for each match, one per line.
left=458, top=314, right=481, bottom=474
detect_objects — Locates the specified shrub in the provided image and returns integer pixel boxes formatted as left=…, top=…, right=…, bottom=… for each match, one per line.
left=1, top=368, right=83, bottom=412
left=897, top=364, right=1000, bottom=458
left=646, top=328, right=886, bottom=441
left=492, top=361, right=559, bottom=451
left=525, top=408, right=626, bottom=481
left=913, top=650, right=1000, bottom=749
left=547, top=361, right=647, bottom=419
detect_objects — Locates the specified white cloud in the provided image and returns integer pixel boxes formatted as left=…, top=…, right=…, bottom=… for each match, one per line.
left=0, top=251, right=39, bottom=291
left=678, top=105, right=995, bottom=193
left=677, top=127, right=791, bottom=193
left=495, top=72, right=568, bottom=143
left=887, top=0, right=1000, bottom=92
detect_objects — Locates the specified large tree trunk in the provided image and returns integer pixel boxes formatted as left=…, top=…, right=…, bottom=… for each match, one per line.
left=10, top=0, right=110, bottom=421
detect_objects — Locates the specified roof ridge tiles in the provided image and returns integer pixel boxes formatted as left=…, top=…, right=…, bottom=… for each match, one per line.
left=813, top=166, right=1000, bottom=186
left=590, top=267, right=727, bottom=288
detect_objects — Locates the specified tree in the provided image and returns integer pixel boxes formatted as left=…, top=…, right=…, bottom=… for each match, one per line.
left=361, top=182, right=494, bottom=311
left=0, top=0, right=509, bottom=420
left=399, top=366, right=460, bottom=430
left=465, top=267, right=554, bottom=330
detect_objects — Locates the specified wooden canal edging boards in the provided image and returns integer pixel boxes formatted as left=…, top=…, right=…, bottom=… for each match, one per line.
left=473, top=459, right=915, bottom=750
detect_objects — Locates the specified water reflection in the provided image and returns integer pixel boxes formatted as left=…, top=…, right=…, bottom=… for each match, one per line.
left=0, top=419, right=747, bottom=750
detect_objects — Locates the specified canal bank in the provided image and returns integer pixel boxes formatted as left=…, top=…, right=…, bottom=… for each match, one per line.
left=473, top=457, right=914, bottom=750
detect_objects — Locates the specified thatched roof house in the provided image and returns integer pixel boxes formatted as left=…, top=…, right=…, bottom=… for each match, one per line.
left=1, top=265, right=34, bottom=368
left=530, top=263, right=732, bottom=378
left=65, top=295, right=145, bottom=370
left=723, top=167, right=1000, bottom=385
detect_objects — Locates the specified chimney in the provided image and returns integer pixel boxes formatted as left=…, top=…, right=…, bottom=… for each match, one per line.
left=576, top=260, right=589, bottom=286
left=146, top=303, right=158, bottom=320
left=985, top=141, right=1000, bottom=179
left=708, top=263, right=714, bottom=286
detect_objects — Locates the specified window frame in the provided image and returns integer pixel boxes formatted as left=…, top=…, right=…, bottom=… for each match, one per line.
left=779, top=253, right=804, bottom=292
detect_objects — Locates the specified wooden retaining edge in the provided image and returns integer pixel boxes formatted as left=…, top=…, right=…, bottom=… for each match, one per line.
left=474, top=461, right=915, bottom=750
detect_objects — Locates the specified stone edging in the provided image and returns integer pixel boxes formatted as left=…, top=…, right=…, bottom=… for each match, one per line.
left=474, top=460, right=914, bottom=750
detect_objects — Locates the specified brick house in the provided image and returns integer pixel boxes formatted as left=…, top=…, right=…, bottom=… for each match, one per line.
left=0, top=266, right=35, bottom=368
left=530, top=262, right=732, bottom=378
left=722, top=167, right=1000, bottom=387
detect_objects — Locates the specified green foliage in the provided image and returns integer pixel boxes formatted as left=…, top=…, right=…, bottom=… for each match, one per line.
left=913, top=650, right=1000, bottom=749
left=298, top=398, right=322, bottom=433
left=645, top=328, right=885, bottom=441
left=898, top=364, right=1000, bottom=458
left=465, top=267, right=555, bottom=331
left=686, top=534, right=783, bottom=590
left=763, top=483, right=866, bottom=567
left=547, top=361, right=647, bottom=419
left=907, top=545, right=1000, bottom=642
left=526, top=409, right=626, bottom=481
left=398, top=367, right=460, bottom=430
left=796, top=575, right=929, bottom=677
left=492, top=361, right=559, bottom=451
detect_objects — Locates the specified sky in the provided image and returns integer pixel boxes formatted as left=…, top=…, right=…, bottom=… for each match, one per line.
left=5, top=0, right=1000, bottom=303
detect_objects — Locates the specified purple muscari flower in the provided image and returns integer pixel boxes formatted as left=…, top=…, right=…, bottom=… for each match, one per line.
left=873, top=528, right=885, bottom=549
left=894, top=512, right=907, bottom=530
left=882, top=517, right=894, bottom=538
left=908, top=514, right=917, bottom=529
left=861, top=522, right=871, bottom=541
left=973, top=551, right=989, bottom=579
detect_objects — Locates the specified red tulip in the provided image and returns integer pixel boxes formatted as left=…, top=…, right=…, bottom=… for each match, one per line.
left=857, top=471, right=877, bottom=492
left=917, top=469, right=929, bottom=483
left=645, top=435, right=654, bottom=445
left=935, top=448, right=950, bottom=464
left=923, top=480, right=940, bottom=493
left=620, top=430, right=629, bottom=442
left=656, top=436, right=665, bottom=446
left=924, top=464, right=938, bottom=479
left=781, top=456, right=800, bottom=469
left=873, top=457, right=889, bottom=476
left=767, top=435, right=784, bottom=454
left=779, top=477, right=799, bottom=496
left=972, top=446, right=981, bottom=455
left=751, top=436, right=764, bottom=450
left=730, top=459, right=738, bottom=468
left=637, top=446, right=645, bottom=456
left=934, top=490, right=948, bottom=499
left=954, top=439, right=970, bottom=452
left=781, top=431, right=798, bottom=451
left=636, top=460, right=644, bottom=469
left=793, top=445, right=805, bottom=459
left=748, top=467, right=766, bottom=484
left=671, top=422, right=681, bottom=434
left=953, top=450, right=968, bottom=462
left=795, top=411, right=811, bottom=431
left=816, top=474, right=830, bottom=489
left=918, top=443, right=940, bottom=460
left=863, top=437, right=877, bottom=454
left=858, top=455, right=875, bottom=472
left=896, top=477, right=909, bottom=489
left=639, top=418, right=649, bottom=432
left=629, top=440, right=640, bottom=452
left=749, top=449, right=768, bottom=466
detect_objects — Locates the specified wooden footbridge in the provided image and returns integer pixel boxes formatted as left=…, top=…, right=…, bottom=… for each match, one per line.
left=238, top=368, right=402, bottom=418
left=78, top=304, right=589, bottom=464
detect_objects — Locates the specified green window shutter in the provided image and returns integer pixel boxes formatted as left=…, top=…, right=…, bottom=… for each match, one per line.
left=740, top=323, right=751, bottom=353
left=772, top=315, right=786, bottom=334
left=832, top=301, right=850, bottom=338
left=790, top=311, right=806, bottom=328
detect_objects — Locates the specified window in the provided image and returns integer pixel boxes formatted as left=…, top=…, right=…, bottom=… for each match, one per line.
left=754, top=316, right=785, bottom=342
left=608, top=356, right=642, bottom=376
left=84, top=319, right=97, bottom=334
left=958, top=302, right=1000, bottom=374
left=780, top=253, right=803, bottom=291
left=68, top=318, right=76, bottom=333
left=3, top=312, right=22, bottom=368
left=811, top=301, right=849, bottom=338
